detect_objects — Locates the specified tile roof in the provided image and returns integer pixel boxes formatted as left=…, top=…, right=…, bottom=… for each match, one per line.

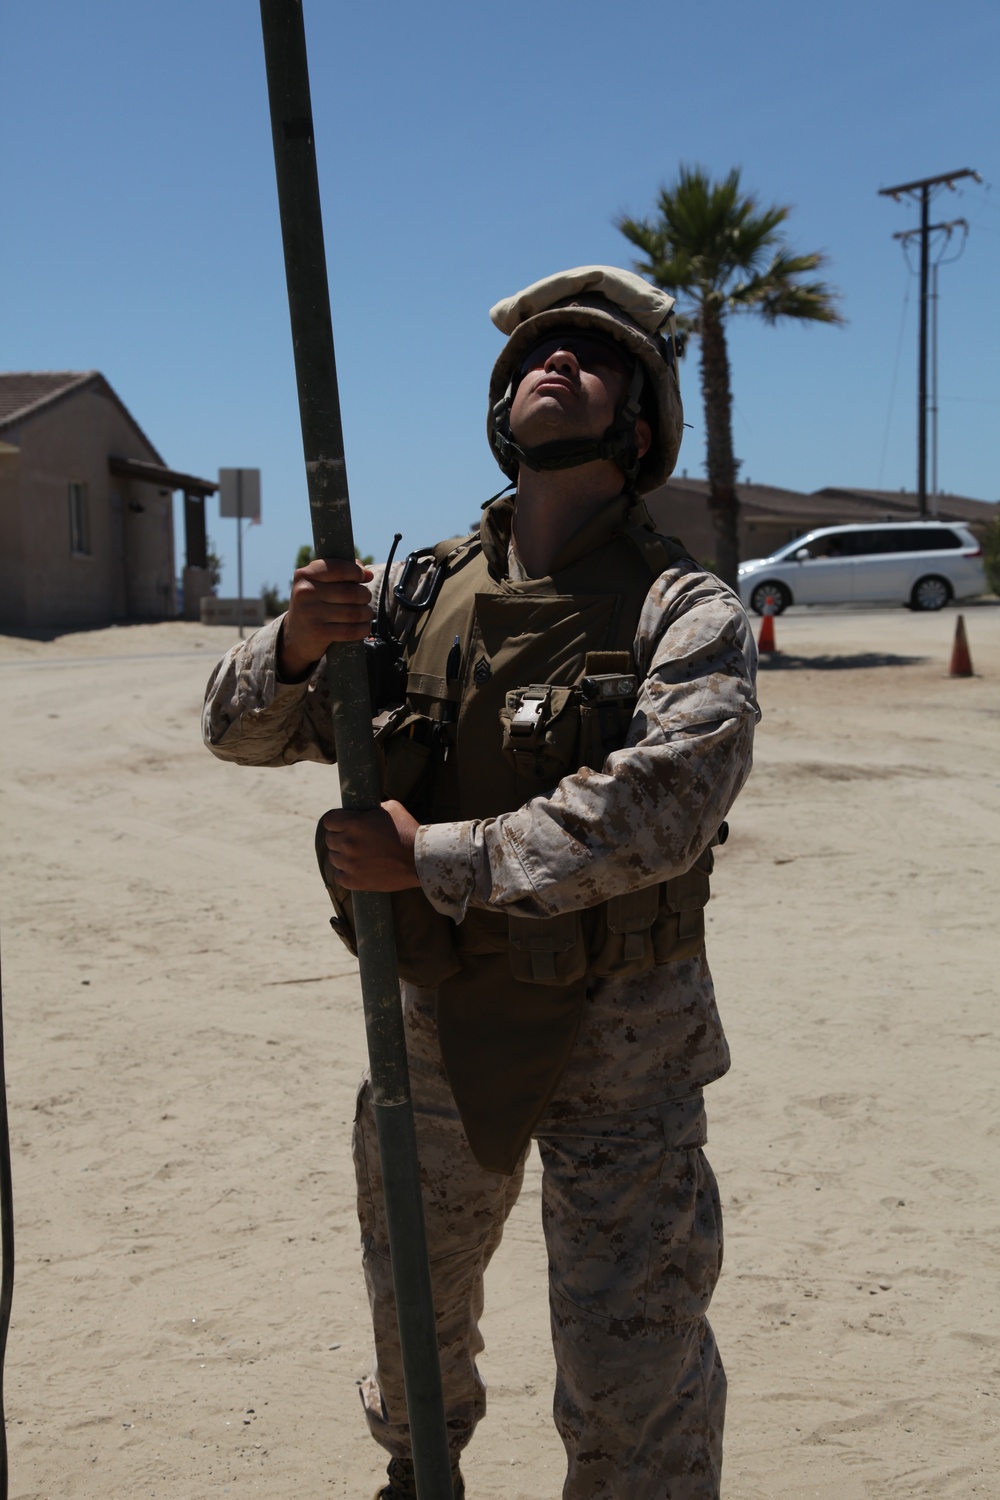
left=653, top=477, right=996, bottom=527
left=814, top=486, right=998, bottom=525
left=0, top=371, right=97, bottom=427
left=0, top=370, right=165, bottom=464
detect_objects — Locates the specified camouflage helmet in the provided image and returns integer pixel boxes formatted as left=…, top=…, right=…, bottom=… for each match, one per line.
left=487, top=265, right=683, bottom=493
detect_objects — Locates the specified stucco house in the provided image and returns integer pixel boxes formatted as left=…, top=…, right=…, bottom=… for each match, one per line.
left=0, top=371, right=216, bottom=630
left=644, top=475, right=996, bottom=566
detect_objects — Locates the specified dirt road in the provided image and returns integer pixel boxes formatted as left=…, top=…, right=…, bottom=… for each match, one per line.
left=1, top=601, right=997, bottom=1498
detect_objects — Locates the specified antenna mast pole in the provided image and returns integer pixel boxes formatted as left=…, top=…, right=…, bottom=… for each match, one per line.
left=257, top=5, right=452, bottom=1495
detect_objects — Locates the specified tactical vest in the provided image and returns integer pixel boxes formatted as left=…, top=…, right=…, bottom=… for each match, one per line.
left=318, top=495, right=716, bottom=1173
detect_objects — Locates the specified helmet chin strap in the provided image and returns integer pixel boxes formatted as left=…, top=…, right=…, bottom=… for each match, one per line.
left=492, top=363, right=646, bottom=483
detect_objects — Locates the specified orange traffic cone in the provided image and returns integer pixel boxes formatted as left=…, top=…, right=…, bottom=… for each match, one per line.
left=949, top=614, right=973, bottom=677
left=757, top=595, right=777, bottom=654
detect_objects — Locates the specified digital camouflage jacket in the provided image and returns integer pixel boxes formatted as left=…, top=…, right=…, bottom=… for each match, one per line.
left=202, top=493, right=759, bottom=1170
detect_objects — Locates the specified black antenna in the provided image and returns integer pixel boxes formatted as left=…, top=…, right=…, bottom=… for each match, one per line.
left=377, top=532, right=403, bottom=637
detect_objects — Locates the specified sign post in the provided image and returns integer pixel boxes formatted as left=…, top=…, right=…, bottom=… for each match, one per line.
left=219, top=468, right=262, bottom=638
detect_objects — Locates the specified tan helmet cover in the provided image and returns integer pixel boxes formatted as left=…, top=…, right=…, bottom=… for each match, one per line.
left=487, top=265, right=683, bottom=491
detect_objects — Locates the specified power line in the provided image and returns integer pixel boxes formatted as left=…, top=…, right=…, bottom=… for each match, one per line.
left=878, top=168, right=980, bottom=515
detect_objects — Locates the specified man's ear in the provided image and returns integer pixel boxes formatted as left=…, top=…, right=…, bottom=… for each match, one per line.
left=634, top=417, right=652, bottom=461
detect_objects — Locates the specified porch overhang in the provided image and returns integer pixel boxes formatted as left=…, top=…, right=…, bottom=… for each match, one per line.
left=108, top=456, right=217, bottom=497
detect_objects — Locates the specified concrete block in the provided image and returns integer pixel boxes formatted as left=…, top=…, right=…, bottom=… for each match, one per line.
left=199, top=596, right=266, bottom=627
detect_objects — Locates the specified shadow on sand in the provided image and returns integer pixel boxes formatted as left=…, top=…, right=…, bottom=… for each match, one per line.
left=0, top=620, right=146, bottom=643
left=758, top=651, right=927, bottom=671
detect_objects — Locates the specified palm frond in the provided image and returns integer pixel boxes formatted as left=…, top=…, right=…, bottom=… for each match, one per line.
left=754, top=279, right=845, bottom=325
left=617, top=166, right=843, bottom=330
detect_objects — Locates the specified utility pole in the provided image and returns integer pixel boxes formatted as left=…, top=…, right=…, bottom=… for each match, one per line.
left=236, top=469, right=244, bottom=640
left=931, top=257, right=938, bottom=510
left=879, top=169, right=979, bottom=516
left=893, top=219, right=971, bottom=516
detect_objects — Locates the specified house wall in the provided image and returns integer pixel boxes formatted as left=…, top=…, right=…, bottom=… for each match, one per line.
left=0, top=448, right=25, bottom=625
left=122, top=480, right=175, bottom=618
left=642, top=485, right=719, bottom=563
left=2, top=385, right=176, bottom=628
left=645, top=486, right=819, bottom=566
left=740, top=515, right=819, bottom=559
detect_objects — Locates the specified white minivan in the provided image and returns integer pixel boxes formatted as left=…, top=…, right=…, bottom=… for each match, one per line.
left=738, top=521, right=985, bottom=614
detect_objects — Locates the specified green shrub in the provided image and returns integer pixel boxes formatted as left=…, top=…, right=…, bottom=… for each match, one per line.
left=206, top=538, right=223, bottom=596
left=261, top=583, right=289, bottom=617
left=983, top=517, right=1000, bottom=597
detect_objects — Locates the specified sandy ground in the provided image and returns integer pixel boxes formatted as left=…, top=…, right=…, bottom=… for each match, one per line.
left=0, top=598, right=998, bottom=1499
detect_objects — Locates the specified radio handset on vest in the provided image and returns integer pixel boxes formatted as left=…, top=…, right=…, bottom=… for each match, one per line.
left=365, top=536, right=455, bottom=714
left=364, top=533, right=409, bottom=714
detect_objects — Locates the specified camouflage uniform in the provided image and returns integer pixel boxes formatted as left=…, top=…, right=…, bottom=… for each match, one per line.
left=203, top=544, right=757, bottom=1499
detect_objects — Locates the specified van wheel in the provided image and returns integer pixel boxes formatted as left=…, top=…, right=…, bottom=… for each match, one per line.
left=749, top=581, right=790, bottom=616
left=910, top=575, right=951, bottom=611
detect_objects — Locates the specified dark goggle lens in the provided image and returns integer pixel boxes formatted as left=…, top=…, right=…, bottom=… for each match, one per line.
left=520, top=334, right=631, bottom=378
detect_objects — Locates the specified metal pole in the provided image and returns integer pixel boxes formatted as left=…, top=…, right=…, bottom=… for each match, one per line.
left=257, top=5, right=452, bottom=1497
left=0, top=941, right=14, bottom=1500
left=917, top=186, right=929, bottom=518
left=879, top=169, right=979, bottom=518
left=930, top=259, right=939, bottom=516
left=892, top=214, right=971, bottom=522
left=237, top=470, right=245, bottom=640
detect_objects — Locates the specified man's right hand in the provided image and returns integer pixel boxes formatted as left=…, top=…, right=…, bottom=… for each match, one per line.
left=277, top=557, right=375, bottom=681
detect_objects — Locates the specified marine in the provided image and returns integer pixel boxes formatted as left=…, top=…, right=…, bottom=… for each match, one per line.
left=203, top=265, right=759, bottom=1499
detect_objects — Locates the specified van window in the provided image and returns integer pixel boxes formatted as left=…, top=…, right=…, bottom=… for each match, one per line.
left=911, top=528, right=961, bottom=551
left=826, top=530, right=907, bottom=556
left=840, top=530, right=877, bottom=555
left=780, top=526, right=963, bottom=561
left=800, top=533, right=851, bottom=558
left=865, top=528, right=962, bottom=554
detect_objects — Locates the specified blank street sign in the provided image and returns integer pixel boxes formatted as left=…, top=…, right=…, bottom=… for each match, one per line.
left=218, top=468, right=262, bottom=520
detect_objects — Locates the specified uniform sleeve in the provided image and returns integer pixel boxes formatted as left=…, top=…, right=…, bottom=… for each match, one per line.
left=201, top=561, right=392, bottom=768
left=415, top=563, right=759, bottom=921
left=201, top=615, right=339, bottom=766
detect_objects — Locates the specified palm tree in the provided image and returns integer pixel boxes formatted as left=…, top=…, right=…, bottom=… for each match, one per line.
left=618, top=166, right=843, bottom=586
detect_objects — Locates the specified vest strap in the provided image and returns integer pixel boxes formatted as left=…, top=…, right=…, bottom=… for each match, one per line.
left=620, top=517, right=694, bottom=579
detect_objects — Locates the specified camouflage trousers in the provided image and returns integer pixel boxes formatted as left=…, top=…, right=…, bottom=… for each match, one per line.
left=352, top=987, right=726, bottom=1500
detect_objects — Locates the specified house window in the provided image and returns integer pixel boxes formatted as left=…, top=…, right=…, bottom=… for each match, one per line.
left=69, top=482, right=90, bottom=555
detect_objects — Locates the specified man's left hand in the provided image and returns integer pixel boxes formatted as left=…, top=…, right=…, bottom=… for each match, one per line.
left=321, top=800, right=422, bottom=891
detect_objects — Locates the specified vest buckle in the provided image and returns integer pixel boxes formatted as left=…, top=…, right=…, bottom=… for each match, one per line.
left=508, top=685, right=551, bottom=742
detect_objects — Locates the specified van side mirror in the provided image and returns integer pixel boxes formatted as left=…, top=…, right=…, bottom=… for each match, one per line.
left=794, top=547, right=810, bottom=561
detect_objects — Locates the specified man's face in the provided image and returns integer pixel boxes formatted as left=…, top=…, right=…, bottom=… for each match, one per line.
left=508, top=330, right=631, bottom=449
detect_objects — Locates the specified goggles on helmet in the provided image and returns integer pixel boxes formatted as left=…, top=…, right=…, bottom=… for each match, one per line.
left=519, top=331, right=633, bottom=381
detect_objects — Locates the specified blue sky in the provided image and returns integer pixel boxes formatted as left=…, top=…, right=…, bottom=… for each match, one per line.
left=4, top=0, right=997, bottom=598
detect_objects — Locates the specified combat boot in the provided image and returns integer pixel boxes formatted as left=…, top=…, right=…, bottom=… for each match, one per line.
left=375, top=1454, right=465, bottom=1500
